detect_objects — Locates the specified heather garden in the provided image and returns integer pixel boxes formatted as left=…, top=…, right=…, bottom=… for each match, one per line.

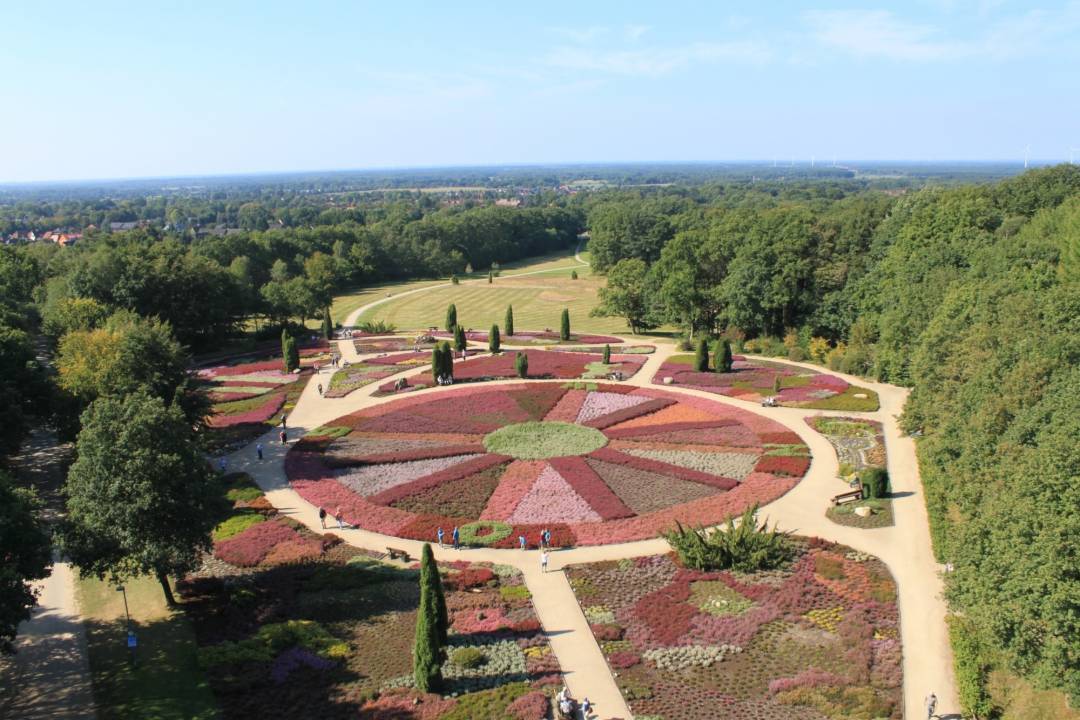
left=807, top=417, right=893, bottom=529
left=653, top=350, right=879, bottom=411
left=567, top=540, right=902, bottom=720
left=182, top=471, right=561, bottom=719
left=284, top=383, right=810, bottom=546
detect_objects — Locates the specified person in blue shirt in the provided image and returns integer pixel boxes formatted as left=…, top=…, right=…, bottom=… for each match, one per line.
left=452, top=526, right=460, bottom=549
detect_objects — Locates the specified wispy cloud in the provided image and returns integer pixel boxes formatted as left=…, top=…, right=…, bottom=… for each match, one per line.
left=624, top=24, right=650, bottom=41
left=805, top=10, right=966, bottom=61
left=545, top=41, right=771, bottom=77
left=806, top=4, right=1080, bottom=62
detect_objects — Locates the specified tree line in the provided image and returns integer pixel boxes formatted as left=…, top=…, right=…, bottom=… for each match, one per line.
left=590, top=164, right=1080, bottom=710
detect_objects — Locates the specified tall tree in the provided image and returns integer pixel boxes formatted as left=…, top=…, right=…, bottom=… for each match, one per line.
left=515, top=351, right=529, bottom=378
left=419, top=543, right=448, bottom=644
left=592, top=258, right=656, bottom=334
left=445, top=303, right=457, bottom=332
left=321, top=307, right=333, bottom=340
left=413, top=543, right=444, bottom=691
left=60, top=391, right=218, bottom=606
left=560, top=308, right=571, bottom=341
left=283, top=334, right=299, bottom=372
left=715, top=339, right=733, bottom=373
left=489, top=324, right=501, bottom=354
left=504, top=305, right=514, bottom=337
left=453, top=325, right=467, bottom=353
left=694, top=338, right=709, bottom=372
left=0, top=471, right=52, bottom=654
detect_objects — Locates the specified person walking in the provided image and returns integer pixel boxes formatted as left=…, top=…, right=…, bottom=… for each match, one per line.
left=581, top=697, right=592, bottom=717
left=280, top=413, right=287, bottom=428
left=518, top=534, right=527, bottom=550
left=437, top=527, right=444, bottom=547
left=452, top=526, right=460, bottom=549
left=335, top=507, right=345, bottom=530
left=256, top=442, right=264, bottom=461
left=543, top=528, right=552, bottom=548
left=540, top=549, right=549, bottom=573
left=317, top=382, right=324, bottom=396
left=279, top=429, right=287, bottom=444
left=925, top=692, right=937, bottom=720
left=318, top=507, right=327, bottom=529
left=540, top=528, right=548, bottom=549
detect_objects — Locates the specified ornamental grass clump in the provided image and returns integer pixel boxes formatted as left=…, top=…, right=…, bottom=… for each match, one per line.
left=665, top=504, right=793, bottom=573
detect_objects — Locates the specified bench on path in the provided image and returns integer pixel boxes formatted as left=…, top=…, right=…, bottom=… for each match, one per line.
left=832, top=489, right=864, bottom=506
left=385, top=547, right=411, bottom=562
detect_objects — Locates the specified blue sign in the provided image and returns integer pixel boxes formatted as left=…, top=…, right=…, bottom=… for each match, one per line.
left=127, top=632, right=137, bottom=648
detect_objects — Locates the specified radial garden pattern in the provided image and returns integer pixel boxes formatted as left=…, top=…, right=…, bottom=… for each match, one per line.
left=285, top=383, right=811, bottom=546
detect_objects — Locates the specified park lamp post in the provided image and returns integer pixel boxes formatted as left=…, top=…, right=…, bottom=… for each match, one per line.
left=115, top=585, right=137, bottom=665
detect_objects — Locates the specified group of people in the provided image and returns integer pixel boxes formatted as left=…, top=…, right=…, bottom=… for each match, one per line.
left=317, top=506, right=347, bottom=531
left=555, top=686, right=591, bottom=718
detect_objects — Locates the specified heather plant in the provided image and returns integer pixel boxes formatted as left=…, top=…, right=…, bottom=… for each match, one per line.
left=665, top=505, right=793, bottom=572
left=694, top=338, right=708, bottom=372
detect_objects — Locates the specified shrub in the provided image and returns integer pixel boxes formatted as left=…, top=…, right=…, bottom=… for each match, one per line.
left=451, top=646, right=487, bottom=668
left=665, top=504, right=793, bottom=573
left=489, top=324, right=501, bottom=353
left=560, top=308, right=571, bottom=341
left=694, top=338, right=709, bottom=371
left=500, top=584, right=530, bottom=601
left=450, top=274, right=459, bottom=285
left=357, top=319, right=395, bottom=334
left=515, top=351, right=528, bottom=378
left=441, top=682, right=532, bottom=720
left=860, top=467, right=890, bottom=499
left=949, top=615, right=996, bottom=719
left=199, top=619, right=347, bottom=668
left=715, top=339, right=733, bottom=372
left=808, top=337, right=830, bottom=364
left=570, top=269, right=578, bottom=280
left=212, top=513, right=265, bottom=541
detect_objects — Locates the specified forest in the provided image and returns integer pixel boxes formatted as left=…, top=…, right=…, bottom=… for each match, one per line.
left=1, top=164, right=1078, bottom=712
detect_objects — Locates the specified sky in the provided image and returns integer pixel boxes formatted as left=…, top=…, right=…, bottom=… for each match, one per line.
left=2, top=0, right=1079, bottom=182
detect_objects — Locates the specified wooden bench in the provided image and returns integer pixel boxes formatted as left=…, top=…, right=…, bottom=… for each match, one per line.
left=832, top=489, right=864, bottom=506
left=385, top=547, right=411, bottom=562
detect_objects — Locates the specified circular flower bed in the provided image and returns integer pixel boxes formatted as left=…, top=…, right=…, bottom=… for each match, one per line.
left=483, top=421, right=608, bottom=459
left=285, top=383, right=811, bottom=546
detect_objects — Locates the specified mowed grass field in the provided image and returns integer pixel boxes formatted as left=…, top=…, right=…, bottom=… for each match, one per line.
left=355, top=260, right=637, bottom=335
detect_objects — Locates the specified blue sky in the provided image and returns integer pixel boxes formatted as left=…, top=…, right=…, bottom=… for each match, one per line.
left=2, top=1, right=1079, bottom=181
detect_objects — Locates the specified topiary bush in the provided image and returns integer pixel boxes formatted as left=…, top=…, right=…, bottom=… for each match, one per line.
left=860, top=467, right=890, bottom=499
left=451, top=646, right=487, bottom=668
left=458, top=520, right=513, bottom=547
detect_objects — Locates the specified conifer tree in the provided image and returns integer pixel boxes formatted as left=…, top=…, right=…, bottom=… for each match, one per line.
left=694, top=337, right=708, bottom=372
left=504, top=305, right=514, bottom=337
left=453, top=325, right=467, bottom=353
left=489, top=324, right=501, bottom=353
left=420, top=543, right=448, bottom=643
left=445, top=304, right=457, bottom=332
left=515, top=351, right=528, bottom=378
left=716, top=339, right=733, bottom=373
left=413, top=543, right=443, bottom=691
left=602, top=344, right=611, bottom=364
left=322, top=307, right=333, bottom=340
left=560, top=308, right=571, bottom=341
left=283, top=334, right=299, bottom=372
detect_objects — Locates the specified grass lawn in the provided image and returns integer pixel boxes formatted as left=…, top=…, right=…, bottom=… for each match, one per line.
left=76, top=574, right=218, bottom=720
left=989, top=668, right=1080, bottom=720
left=826, top=497, right=895, bottom=528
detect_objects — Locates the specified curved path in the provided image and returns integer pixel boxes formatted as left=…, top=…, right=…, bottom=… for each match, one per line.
left=222, top=340, right=957, bottom=719
left=343, top=250, right=590, bottom=328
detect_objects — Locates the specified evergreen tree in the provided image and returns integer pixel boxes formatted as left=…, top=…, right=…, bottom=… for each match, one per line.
left=772, top=375, right=781, bottom=394
left=420, top=543, right=448, bottom=644
left=488, top=271, right=493, bottom=284
left=489, top=324, right=501, bottom=354
left=321, top=307, right=333, bottom=340
left=602, top=344, right=611, bottom=364
left=453, top=325, right=467, bottom=353
left=413, top=544, right=443, bottom=692
left=716, top=339, right=733, bottom=373
left=445, top=304, right=457, bottom=332
left=515, top=352, right=529, bottom=378
left=283, top=334, right=299, bottom=372
left=431, top=341, right=454, bottom=383
left=504, top=305, right=514, bottom=337
left=694, top=338, right=709, bottom=372
left=560, top=308, right=571, bottom=341
left=281, top=327, right=289, bottom=364
left=571, top=269, right=578, bottom=280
